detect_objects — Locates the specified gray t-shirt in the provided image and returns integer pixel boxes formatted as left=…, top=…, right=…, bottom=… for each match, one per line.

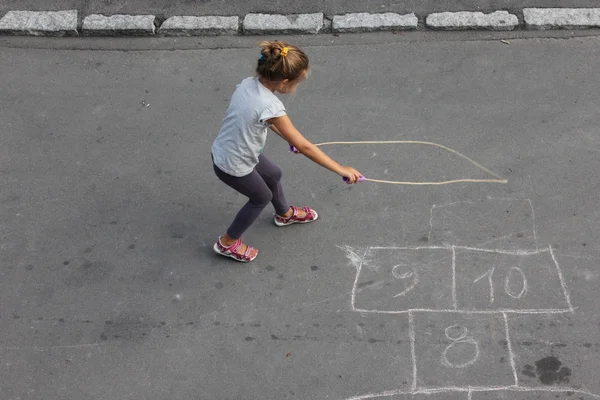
left=211, top=77, right=287, bottom=177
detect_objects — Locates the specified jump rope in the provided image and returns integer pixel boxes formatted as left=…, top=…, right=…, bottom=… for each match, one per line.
left=289, top=141, right=508, bottom=185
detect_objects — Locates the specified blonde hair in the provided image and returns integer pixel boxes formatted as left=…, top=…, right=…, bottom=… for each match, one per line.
left=256, top=40, right=309, bottom=82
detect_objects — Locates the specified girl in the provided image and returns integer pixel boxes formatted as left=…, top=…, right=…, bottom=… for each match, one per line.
left=211, top=40, right=362, bottom=262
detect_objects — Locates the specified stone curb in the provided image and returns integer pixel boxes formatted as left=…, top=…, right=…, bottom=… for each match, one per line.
left=524, top=8, right=600, bottom=30
left=82, top=14, right=156, bottom=36
left=158, top=16, right=239, bottom=36
left=1, top=9, right=600, bottom=36
left=332, top=12, right=417, bottom=33
left=0, top=10, right=78, bottom=36
left=426, top=11, right=518, bottom=31
left=242, top=13, right=323, bottom=34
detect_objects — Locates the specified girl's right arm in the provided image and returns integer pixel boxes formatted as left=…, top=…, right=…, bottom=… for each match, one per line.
left=268, top=115, right=362, bottom=184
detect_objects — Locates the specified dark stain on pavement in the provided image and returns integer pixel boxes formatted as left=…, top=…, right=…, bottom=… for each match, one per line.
left=522, top=356, right=572, bottom=385
left=535, top=356, right=571, bottom=385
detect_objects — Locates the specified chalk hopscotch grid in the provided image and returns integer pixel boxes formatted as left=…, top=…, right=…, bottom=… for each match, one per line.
left=341, top=198, right=596, bottom=400
left=343, top=248, right=591, bottom=400
left=351, top=245, right=574, bottom=314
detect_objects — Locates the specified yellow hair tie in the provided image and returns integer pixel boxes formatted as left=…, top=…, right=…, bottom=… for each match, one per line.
left=281, top=47, right=289, bottom=57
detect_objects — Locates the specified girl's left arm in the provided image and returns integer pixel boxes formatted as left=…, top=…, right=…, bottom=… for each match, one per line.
left=267, top=115, right=362, bottom=183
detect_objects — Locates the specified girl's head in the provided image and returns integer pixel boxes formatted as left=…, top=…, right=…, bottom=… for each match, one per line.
left=256, top=40, right=309, bottom=93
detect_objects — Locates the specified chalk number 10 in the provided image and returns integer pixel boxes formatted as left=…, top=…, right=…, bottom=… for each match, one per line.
left=473, top=266, right=528, bottom=304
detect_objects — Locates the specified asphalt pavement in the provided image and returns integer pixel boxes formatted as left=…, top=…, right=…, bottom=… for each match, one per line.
left=1, top=32, right=599, bottom=400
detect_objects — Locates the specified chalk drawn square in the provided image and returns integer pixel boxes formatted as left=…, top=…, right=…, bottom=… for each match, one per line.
left=428, top=199, right=537, bottom=250
left=353, top=248, right=453, bottom=313
left=454, top=248, right=572, bottom=312
left=412, top=312, right=514, bottom=389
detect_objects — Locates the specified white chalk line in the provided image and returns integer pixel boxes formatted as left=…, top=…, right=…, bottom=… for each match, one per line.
left=416, top=385, right=512, bottom=394
left=549, top=245, right=575, bottom=312
left=343, top=386, right=600, bottom=400
left=367, top=245, right=548, bottom=256
left=408, top=310, right=417, bottom=393
left=343, top=388, right=409, bottom=400
left=350, top=256, right=362, bottom=312
left=452, top=246, right=457, bottom=310
left=503, top=312, right=519, bottom=387
left=338, top=245, right=368, bottom=312
left=526, top=198, right=538, bottom=248
left=427, top=204, right=436, bottom=243
left=353, top=308, right=573, bottom=315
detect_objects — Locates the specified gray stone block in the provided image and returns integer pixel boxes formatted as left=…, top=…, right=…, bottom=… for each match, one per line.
left=332, top=12, right=418, bottom=32
left=82, top=14, right=156, bottom=36
left=426, top=11, right=518, bottom=31
left=0, top=10, right=78, bottom=36
left=243, top=13, right=323, bottom=34
left=158, top=16, right=239, bottom=36
left=524, top=8, right=600, bottom=30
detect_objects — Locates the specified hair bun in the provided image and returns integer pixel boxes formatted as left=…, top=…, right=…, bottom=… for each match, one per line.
left=256, top=40, right=309, bottom=82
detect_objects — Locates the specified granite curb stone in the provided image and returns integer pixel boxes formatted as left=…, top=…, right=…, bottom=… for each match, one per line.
left=158, top=16, right=239, bottom=36
left=0, top=10, right=78, bottom=36
left=426, top=11, right=519, bottom=31
left=332, top=12, right=418, bottom=32
left=243, top=13, right=323, bottom=34
left=82, top=14, right=156, bottom=36
left=524, top=8, right=600, bottom=30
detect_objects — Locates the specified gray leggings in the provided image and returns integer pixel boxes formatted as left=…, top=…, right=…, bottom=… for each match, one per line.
left=213, top=153, right=290, bottom=239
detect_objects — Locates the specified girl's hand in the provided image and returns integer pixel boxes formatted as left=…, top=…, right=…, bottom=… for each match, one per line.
left=339, top=166, right=363, bottom=184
